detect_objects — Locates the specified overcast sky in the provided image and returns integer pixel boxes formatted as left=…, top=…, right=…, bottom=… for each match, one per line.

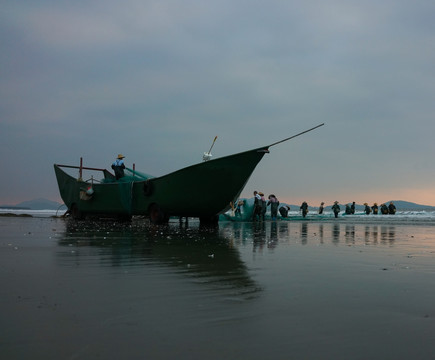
left=1, top=0, right=434, bottom=207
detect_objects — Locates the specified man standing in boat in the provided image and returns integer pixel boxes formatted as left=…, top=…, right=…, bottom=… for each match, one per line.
left=112, top=154, right=126, bottom=180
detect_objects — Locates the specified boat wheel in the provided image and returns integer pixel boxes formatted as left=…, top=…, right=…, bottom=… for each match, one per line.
left=70, top=203, right=84, bottom=220
left=149, top=203, right=167, bottom=224
left=199, top=215, right=219, bottom=226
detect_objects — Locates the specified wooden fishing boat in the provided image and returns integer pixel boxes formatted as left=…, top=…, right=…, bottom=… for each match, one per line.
left=54, top=124, right=323, bottom=223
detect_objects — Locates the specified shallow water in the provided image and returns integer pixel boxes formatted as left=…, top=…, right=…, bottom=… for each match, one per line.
left=1, top=217, right=435, bottom=359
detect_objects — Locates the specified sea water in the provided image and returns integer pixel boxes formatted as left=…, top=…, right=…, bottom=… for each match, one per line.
left=2, top=207, right=435, bottom=223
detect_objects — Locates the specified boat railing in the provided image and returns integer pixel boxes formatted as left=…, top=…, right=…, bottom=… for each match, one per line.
left=56, top=157, right=115, bottom=182
left=83, top=177, right=105, bottom=184
left=56, top=157, right=152, bottom=183
left=56, top=164, right=109, bottom=172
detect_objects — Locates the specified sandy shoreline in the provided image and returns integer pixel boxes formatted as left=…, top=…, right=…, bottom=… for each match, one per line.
left=1, top=217, right=435, bottom=359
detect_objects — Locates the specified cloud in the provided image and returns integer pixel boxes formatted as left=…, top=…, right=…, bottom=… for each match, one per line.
left=1, top=0, right=435, bottom=205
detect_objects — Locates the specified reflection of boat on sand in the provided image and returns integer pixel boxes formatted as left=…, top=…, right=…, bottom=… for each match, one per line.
left=54, top=124, right=323, bottom=223
left=58, top=220, right=260, bottom=297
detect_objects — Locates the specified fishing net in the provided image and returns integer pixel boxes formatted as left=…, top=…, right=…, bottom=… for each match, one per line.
left=101, top=167, right=154, bottom=183
left=98, top=168, right=155, bottom=214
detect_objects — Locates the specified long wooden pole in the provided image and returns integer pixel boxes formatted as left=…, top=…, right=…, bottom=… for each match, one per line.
left=268, top=123, right=325, bottom=147
left=207, top=136, right=218, bottom=153
left=79, top=157, right=83, bottom=180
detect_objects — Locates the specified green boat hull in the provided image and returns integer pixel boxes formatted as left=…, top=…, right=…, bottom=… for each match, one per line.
left=54, top=146, right=269, bottom=222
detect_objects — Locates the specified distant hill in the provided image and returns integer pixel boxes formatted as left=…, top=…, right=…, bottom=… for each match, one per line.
left=383, top=200, right=435, bottom=211
left=0, top=198, right=63, bottom=210
left=2, top=198, right=434, bottom=212
left=292, top=200, right=435, bottom=212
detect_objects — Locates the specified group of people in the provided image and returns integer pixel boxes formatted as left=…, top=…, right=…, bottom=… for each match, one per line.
left=364, top=202, right=396, bottom=215
left=252, top=192, right=398, bottom=221
left=251, top=191, right=291, bottom=221
left=252, top=191, right=279, bottom=221
left=313, top=200, right=396, bottom=218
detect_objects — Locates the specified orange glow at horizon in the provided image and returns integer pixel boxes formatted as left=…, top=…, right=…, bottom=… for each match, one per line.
left=243, top=186, right=435, bottom=207
left=276, top=187, right=435, bottom=207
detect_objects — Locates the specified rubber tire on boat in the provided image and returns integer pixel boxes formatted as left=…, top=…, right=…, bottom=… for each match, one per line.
left=143, top=180, right=153, bottom=196
left=149, top=203, right=167, bottom=224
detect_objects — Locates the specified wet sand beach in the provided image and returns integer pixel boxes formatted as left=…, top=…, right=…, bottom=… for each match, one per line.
left=1, top=216, right=435, bottom=359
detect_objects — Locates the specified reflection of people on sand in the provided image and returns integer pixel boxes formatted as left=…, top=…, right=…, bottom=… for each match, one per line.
left=267, top=194, right=280, bottom=220
left=300, top=201, right=308, bottom=218
left=381, top=226, right=396, bottom=243
left=332, top=223, right=340, bottom=243
left=345, top=225, right=355, bottom=243
left=279, top=206, right=290, bottom=218
left=252, top=221, right=267, bottom=251
left=301, top=222, right=308, bottom=244
left=269, top=222, right=278, bottom=247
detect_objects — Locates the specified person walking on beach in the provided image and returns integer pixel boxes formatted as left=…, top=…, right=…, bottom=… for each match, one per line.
left=267, top=194, right=280, bottom=221
left=252, top=191, right=262, bottom=221
left=260, top=192, right=267, bottom=221
left=364, top=203, right=371, bottom=215
left=388, top=202, right=396, bottom=215
left=235, top=199, right=244, bottom=217
left=300, top=201, right=308, bottom=218
left=112, top=154, right=126, bottom=180
left=345, top=204, right=352, bottom=215
left=351, top=202, right=356, bottom=214
left=380, top=203, right=389, bottom=214
left=332, top=201, right=340, bottom=218
left=279, top=205, right=290, bottom=218
left=371, top=203, right=379, bottom=215
left=318, top=202, right=325, bottom=214
left=229, top=201, right=236, bottom=216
